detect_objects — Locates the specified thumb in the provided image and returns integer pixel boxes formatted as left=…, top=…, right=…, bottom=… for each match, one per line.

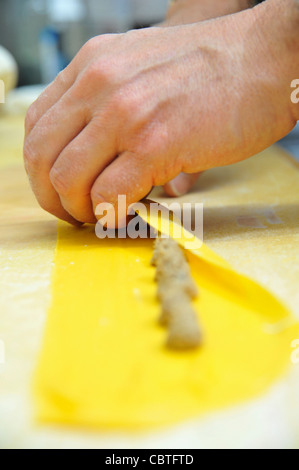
left=163, top=172, right=202, bottom=197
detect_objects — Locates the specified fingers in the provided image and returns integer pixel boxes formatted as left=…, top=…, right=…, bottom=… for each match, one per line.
left=90, top=158, right=201, bottom=228
left=24, top=89, right=90, bottom=172
left=91, top=151, right=153, bottom=228
left=25, top=69, right=75, bottom=138
left=49, top=119, right=118, bottom=223
left=24, top=90, right=90, bottom=223
left=163, top=172, right=202, bottom=197
left=26, top=168, right=82, bottom=226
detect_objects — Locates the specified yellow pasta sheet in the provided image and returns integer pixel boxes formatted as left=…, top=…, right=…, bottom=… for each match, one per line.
left=33, top=209, right=298, bottom=430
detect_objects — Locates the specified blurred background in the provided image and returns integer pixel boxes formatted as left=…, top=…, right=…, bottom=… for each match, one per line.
left=0, top=0, right=298, bottom=158
left=0, top=0, right=168, bottom=86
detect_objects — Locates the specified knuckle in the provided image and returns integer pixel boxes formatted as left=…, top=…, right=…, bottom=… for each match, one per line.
left=54, top=69, right=67, bottom=88
left=82, top=34, right=115, bottom=54
left=25, top=105, right=37, bottom=134
left=79, top=38, right=94, bottom=58
left=130, top=130, right=178, bottom=187
left=38, top=198, right=55, bottom=215
left=152, top=164, right=174, bottom=187
left=112, top=86, right=143, bottom=124
left=23, top=140, right=40, bottom=172
left=152, top=149, right=179, bottom=185
left=49, top=166, right=73, bottom=197
left=87, top=59, right=117, bottom=86
left=82, top=36, right=100, bottom=54
left=152, top=152, right=179, bottom=186
left=132, top=128, right=166, bottom=162
left=90, top=185, right=106, bottom=206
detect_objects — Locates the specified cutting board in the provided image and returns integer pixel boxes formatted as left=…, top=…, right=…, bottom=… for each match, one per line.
left=1, top=115, right=299, bottom=448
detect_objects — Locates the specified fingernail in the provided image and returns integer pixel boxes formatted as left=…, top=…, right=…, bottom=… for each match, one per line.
left=168, top=174, right=191, bottom=196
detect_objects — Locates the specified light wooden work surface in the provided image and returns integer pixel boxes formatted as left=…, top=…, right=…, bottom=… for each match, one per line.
left=0, top=115, right=299, bottom=448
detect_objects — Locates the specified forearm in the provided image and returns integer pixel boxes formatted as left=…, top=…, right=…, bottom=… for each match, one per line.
left=164, top=0, right=251, bottom=25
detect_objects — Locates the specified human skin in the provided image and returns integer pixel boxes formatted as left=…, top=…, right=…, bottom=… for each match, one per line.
left=160, top=0, right=252, bottom=195
left=23, top=0, right=299, bottom=227
left=164, top=0, right=251, bottom=26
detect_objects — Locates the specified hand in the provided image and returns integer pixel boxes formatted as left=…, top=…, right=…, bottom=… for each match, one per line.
left=23, top=4, right=298, bottom=226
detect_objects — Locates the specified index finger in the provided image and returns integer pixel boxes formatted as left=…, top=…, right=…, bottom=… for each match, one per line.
left=24, top=69, right=75, bottom=138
